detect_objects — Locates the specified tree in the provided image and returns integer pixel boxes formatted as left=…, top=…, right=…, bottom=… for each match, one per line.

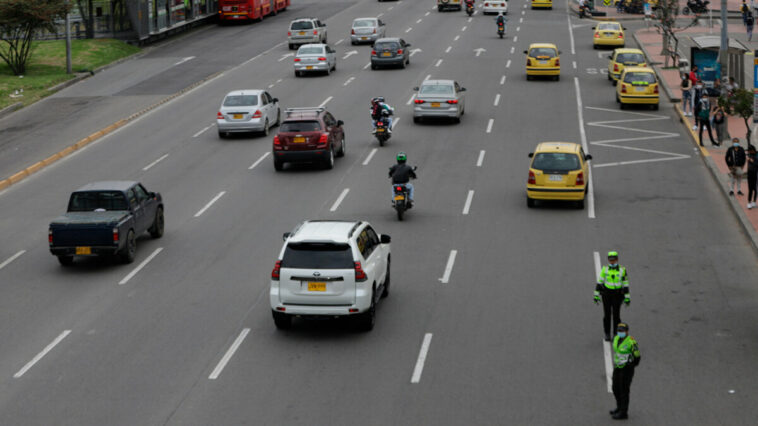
left=720, top=89, right=754, bottom=141
left=74, top=0, right=93, bottom=39
left=0, top=0, right=69, bottom=75
left=654, top=0, right=698, bottom=67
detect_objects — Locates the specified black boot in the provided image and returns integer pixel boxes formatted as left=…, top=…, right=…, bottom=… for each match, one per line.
left=609, top=408, right=619, bottom=415
left=612, top=412, right=628, bottom=420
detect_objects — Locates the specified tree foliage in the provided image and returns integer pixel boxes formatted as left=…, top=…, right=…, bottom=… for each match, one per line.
left=0, top=0, right=69, bottom=75
left=720, top=89, right=755, bottom=140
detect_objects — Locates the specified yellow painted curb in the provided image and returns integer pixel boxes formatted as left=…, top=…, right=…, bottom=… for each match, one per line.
left=25, top=161, right=44, bottom=175
left=674, top=104, right=711, bottom=157
left=8, top=170, right=29, bottom=184
left=0, top=179, right=10, bottom=191
left=42, top=153, right=62, bottom=166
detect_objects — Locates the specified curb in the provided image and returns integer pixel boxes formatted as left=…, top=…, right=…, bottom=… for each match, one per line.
left=0, top=102, right=22, bottom=119
left=632, top=31, right=681, bottom=103
left=0, top=70, right=223, bottom=193
left=569, top=3, right=744, bottom=21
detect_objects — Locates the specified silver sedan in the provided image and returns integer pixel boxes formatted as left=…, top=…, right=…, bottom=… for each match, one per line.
left=293, top=44, right=337, bottom=77
left=412, top=79, right=466, bottom=123
left=350, top=17, right=386, bottom=45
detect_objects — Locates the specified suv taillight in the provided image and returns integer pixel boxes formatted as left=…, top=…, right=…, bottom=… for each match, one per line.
left=354, top=261, right=367, bottom=282
left=317, top=57, right=327, bottom=61
left=252, top=110, right=262, bottom=118
left=113, top=227, right=119, bottom=243
left=414, top=99, right=424, bottom=104
left=397, top=49, right=403, bottom=54
left=271, top=261, right=282, bottom=280
left=621, top=84, right=627, bottom=93
left=576, top=172, right=584, bottom=186
left=48, top=228, right=53, bottom=244
left=317, top=133, right=329, bottom=148
left=313, top=30, right=318, bottom=35
left=371, top=50, right=377, bottom=55
left=273, top=135, right=281, bottom=147
left=351, top=29, right=355, bottom=34
left=528, top=170, right=536, bottom=185
left=447, top=100, right=458, bottom=104
left=217, top=112, right=224, bottom=119
left=294, top=58, right=301, bottom=62
left=287, top=31, right=291, bottom=36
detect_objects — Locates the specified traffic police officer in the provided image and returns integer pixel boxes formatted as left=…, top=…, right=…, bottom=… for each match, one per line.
left=594, top=251, right=630, bottom=341
left=610, top=322, right=641, bottom=420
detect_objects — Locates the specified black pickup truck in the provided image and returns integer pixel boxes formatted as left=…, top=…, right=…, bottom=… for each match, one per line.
left=48, top=181, right=164, bottom=266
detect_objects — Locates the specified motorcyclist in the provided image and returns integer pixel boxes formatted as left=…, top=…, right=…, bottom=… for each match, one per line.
left=495, top=11, right=506, bottom=31
left=389, top=152, right=417, bottom=206
left=370, top=97, right=394, bottom=134
left=465, top=0, right=475, bottom=10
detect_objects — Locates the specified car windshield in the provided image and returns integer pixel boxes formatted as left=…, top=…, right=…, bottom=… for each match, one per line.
left=68, top=191, right=128, bottom=211
left=375, top=42, right=399, bottom=50
left=531, top=153, right=581, bottom=172
left=598, top=23, right=621, bottom=30
left=298, top=47, right=323, bottom=55
left=623, top=72, right=656, bottom=84
left=419, top=84, right=454, bottom=95
left=353, top=19, right=376, bottom=27
left=529, top=48, right=556, bottom=58
left=281, top=243, right=354, bottom=269
left=616, top=53, right=644, bottom=64
left=291, top=21, right=314, bottom=30
left=280, top=121, right=321, bottom=132
left=223, top=95, right=258, bottom=107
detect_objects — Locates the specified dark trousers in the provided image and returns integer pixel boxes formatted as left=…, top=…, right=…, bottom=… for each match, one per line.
left=697, top=117, right=716, bottom=146
left=612, top=366, right=635, bottom=414
left=748, top=171, right=757, bottom=202
left=602, top=291, right=624, bottom=336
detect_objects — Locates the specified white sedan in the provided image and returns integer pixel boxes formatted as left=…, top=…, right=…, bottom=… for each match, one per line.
left=482, top=0, right=508, bottom=14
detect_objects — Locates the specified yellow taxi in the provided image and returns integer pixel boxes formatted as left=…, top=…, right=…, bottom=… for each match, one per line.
left=607, top=48, right=646, bottom=84
left=615, top=66, right=659, bottom=110
left=531, top=0, right=553, bottom=9
left=592, top=22, right=625, bottom=48
left=526, top=142, right=592, bottom=209
left=524, top=43, right=560, bottom=81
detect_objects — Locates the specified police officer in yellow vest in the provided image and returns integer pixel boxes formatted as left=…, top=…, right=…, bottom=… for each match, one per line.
left=594, top=251, right=630, bottom=341
left=610, top=322, right=640, bottom=420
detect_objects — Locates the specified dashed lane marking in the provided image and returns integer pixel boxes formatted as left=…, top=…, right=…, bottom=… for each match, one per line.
left=424, top=74, right=431, bottom=81
left=500, top=75, right=506, bottom=85
left=319, top=96, right=333, bottom=107
left=411, top=333, right=433, bottom=383
left=513, top=36, right=518, bottom=42
left=506, top=59, right=511, bottom=68
left=407, top=94, right=416, bottom=105
left=406, top=27, right=413, bottom=33
left=445, top=46, right=452, bottom=53
left=209, top=328, right=250, bottom=380
left=143, top=153, right=169, bottom=171
left=363, top=148, right=378, bottom=165
left=194, top=191, right=226, bottom=218
left=193, top=124, right=213, bottom=138
left=364, top=62, right=371, bottom=70
left=330, top=188, right=350, bottom=212
left=435, top=59, right=443, bottom=67
left=248, top=152, right=270, bottom=170
left=486, top=118, right=494, bottom=133
left=494, top=93, right=500, bottom=106
left=13, top=330, right=71, bottom=378
left=477, top=150, right=485, bottom=167
left=462, top=190, right=474, bottom=215
left=118, top=247, right=163, bottom=285
left=417, top=18, right=423, bottom=23
left=344, top=76, right=355, bottom=86
left=462, top=26, right=467, bottom=31
left=573, top=61, right=577, bottom=69
left=510, top=46, right=515, bottom=54
left=455, top=35, right=460, bottom=41
left=439, top=250, right=457, bottom=284
left=0, top=250, right=25, bottom=271
left=335, top=38, right=344, bottom=45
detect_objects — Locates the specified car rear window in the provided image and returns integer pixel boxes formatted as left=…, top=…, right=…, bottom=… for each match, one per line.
left=291, top=21, right=314, bottom=30
left=598, top=23, right=620, bottom=30
left=223, top=95, right=258, bottom=107
left=419, top=84, right=454, bottom=95
left=281, top=243, right=354, bottom=269
left=374, top=42, right=399, bottom=50
left=280, top=121, right=321, bottom=132
left=616, top=53, right=644, bottom=64
left=531, top=153, right=581, bottom=172
left=68, top=191, right=128, bottom=211
left=623, top=72, right=656, bottom=84
left=298, top=46, right=323, bottom=55
left=353, top=19, right=376, bottom=27
left=529, top=48, right=557, bottom=58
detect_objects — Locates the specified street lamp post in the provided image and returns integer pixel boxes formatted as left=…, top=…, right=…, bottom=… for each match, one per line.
left=65, top=0, right=72, bottom=74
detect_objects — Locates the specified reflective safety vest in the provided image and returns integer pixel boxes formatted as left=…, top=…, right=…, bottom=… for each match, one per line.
left=613, top=335, right=640, bottom=368
left=597, top=265, right=628, bottom=291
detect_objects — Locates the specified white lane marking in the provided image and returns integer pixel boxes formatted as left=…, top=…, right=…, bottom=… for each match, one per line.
left=477, top=150, right=485, bottom=167
left=510, top=46, right=515, bottom=54
left=468, top=17, right=473, bottom=23
left=363, top=148, right=378, bottom=165
left=118, top=247, right=164, bottom=285
left=439, top=250, right=458, bottom=283
left=319, top=96, right=333, bottom=107
left=424, top=74, right=431, bottom=81
left=193, top=124, right=214, bottom=138
left=522, top=10, right=525, bottom=14
left=594, top=251, right=613, bottom=393
left=393, top=117, right=401, bottom=128
left=0, top=250, right=25, bottom=271
left=406, top=27, right=413, bottom=33
left=486, top=118, right=494, bottom=133
left=454, top=35, right=460, bottom=41
left=516, top=26, right=520, bottom=31
left=587, top=169, right=595, bottom=219
left=330, top=188, right=350, bottom=212
left=593, top=156, right=689, bottom=168
left=377, top=12, right=384, bottom=17
left=500, top=75, right=506, bottom=85
left=241, top=53, right=262, bottom=66
left=342, top=50, right=358, bottom=60
left=13, top=330, right=71, bottom=378
left=410, top=48, right=422, bottom=57
left=142, top=153, right=170, bottom=171
left=573, top=77, right=594, bottom=219
left=494, top=94, right=501, bottom=106
left=411, top=333, right=433, bottom=383
left=461, top=26, right=467, bottom=31
left=364, top=62, right=371, bottom=70
left=435, top=59, right=443, bottom=67
left=343, top=76, right=355, bottom=86
left=462, top=190, right=475, bottom=215
left=445, top=46, right=452, bottom=53
left=335, top=38, right=344, bottom=45
left=194, top=191, right=226, bottom=218
left=417, top=18, right=423, bottom=23
left=173, top=56, right=195, bottom=66
left=506, top=59, right=511, bottom=68
left=407, top=94, right=416, bottom=105
left=278, top=53, right=295, bottom=62
left=573, top=61, right=577, bottom=69
left=567, top=14, right=576, bottom=55
left=520, top=17, right=523, bottom=23
left=513, top=35, right=518, bottom=42
left=425, top=11, right=430, bottom=15
left=209, top=328, right=250, bottom=380
left=248, top=152, right=270, bottom=170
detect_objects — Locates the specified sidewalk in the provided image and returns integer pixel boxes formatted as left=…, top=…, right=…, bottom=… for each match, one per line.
left=569, top=0, right=747, bottom=19
left=634, top=25, right=758, bottom=250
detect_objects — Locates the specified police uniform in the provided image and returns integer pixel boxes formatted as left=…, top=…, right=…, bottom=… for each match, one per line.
left=594, top=251, right=630, bottom=341
left=610, top=323, right=641, bottom=420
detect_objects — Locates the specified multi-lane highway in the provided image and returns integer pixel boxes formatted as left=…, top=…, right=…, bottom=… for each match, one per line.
left=1, top=0, right=757, bottom=424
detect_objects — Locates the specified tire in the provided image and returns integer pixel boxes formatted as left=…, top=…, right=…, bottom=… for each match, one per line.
left=527, top=196, right=535, bottom=208
left=295, top=70, right=300, bottom=77
left=288, top=43, right=295, bottom=50
left=273, top=158, right=284, bottom=171
left=262, top=119, right=269, bottom=137
left=400, top=60, right=406, bottom=69
left=453, top=115, right=461, bottom=124
left=381, top=260, right=390, bottom=298
left=438, top=5, right=443, bottom=11
left=396, top=207, right=404, bottom=221
left=413, top=116, right=421, bottom=124
left=607, top=73, right=612, bottom=81
left=619, top=102, right=626, bottom=110
left=120, top=230, right=136, bottom=264
left=324, top=146, right=335, bottom=169
left=576, top=198, right=586, bottom=209
left=554, top=75, right=560, bottom=81
left=272, top=311, right=292, bottom=330
left=57, top=255, right=74, bottom=266
left=218, top=131, right=226, bottom=139
left=379, top=136, right=385, bottom=147
left=652, top=103, right=659, bottom=111
left=371, top=63, right=377, bottom=70
left=527, top=75, right=532, bottom=81
left=325, top=65, right=330, bottom=76
left=149, top=207, right=164, bottom=238
left=336, top=137, right=346, bottom=157
left=355, top=290, right=376, bottom=331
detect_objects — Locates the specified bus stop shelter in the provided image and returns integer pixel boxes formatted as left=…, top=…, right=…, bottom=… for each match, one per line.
left=690, top=36, right=750, bottom=88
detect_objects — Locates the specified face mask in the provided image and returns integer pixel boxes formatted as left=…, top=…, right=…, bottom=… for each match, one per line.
left=617, top=332, right=627, bottom=338
left=734, top=143, right=741, bottom=148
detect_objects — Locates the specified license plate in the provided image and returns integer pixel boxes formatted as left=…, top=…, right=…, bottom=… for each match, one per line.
left=76, top=246, right=91, bottom=255
left=382, top=52, right=392, bottom=57
left=431, top=102, right=441, bottom=107
left=361, top=37, right=368, bottom=40
left=233, top=114, right=243, bottom=119
left=636, top=86, right=646, bottom=92
left=308, top=282, right=327, bottom=291
left=394, top=195, right=405, bottom=200
left=539, top=60, right=548, bottom=65
left=548, top=175, right=563, bottom=182
left=293, top=137, right=306, bottom=143
left=605, top=32, right=614, bottom=36
left=306, top=66, right=313, bottom=70
left=298, top=31, right=305, bottom=35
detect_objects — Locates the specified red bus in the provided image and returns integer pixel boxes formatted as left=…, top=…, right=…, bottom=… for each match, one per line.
left=218, top=0, right=290, bottom=22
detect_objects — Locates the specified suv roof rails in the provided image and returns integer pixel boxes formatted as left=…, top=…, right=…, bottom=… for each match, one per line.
left=285, top=107, right=325, bottom=117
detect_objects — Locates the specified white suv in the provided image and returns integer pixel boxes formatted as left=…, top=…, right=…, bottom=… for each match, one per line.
left=270, top=220, right=391, bottom=331
left=287, top=18, right=327, bottom=50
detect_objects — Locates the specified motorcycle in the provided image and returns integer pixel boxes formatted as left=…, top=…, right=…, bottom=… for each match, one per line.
left=579, top=4, right=590, bottom=18
left=465, top=1, right=474, bottom=16
left=374, top=119, right=391, bottom=146
left=497, top=22, right=505, bottom=38
left=392, top=184, right=412, bottom=221
left=682, top=0, right=709, bottom=14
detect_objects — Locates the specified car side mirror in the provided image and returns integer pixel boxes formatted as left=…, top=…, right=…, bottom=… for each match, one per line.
left=592, top=27, right=596, bottom=30
left=380, top=234, right=391, bottom=244
left=406, top=43, right=411, bottom=47
left=272, top=98, right=279, bottom=103
left=460, top=87, right=466, bottom=91
left=523, top=50, right=528, bottom=54
left=585, top=154, right=593, bottom=161
left=558, top=51, right=562, bottom=54
left=413, top=87, right=419, bottom=91
left=149, top=192, right=156, bottom=199
left=337, top=120, right=344, bottom=126
left=528, top=153, right=534, bottom=158
left=283, top=232, right=291, bottom=241
left=623, top=27, right=627, bottom=30
left=608, top=55, right=613, bottom=60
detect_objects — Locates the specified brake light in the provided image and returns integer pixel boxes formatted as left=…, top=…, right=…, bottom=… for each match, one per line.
left=217, top=112, right=223, bottom=119
left=414, top=99, right=425, bottom=104
left=317, top=133, right=329, bottom=147
left=271, top=260, right=282, bottom=280
left=613, top=64, right=619, bottom=72
left=313, top=30, right=318, bottom=35
left=528, top=170, right=536, bottom=185
left=48, top=229, right=53, bottom=244
left=252, top=110, right=262, bottom=118
left=555, top=58, right=560, bottom=66
left=484, top=2, right=489, bottom=5
left=373, top=29, right=377, bottom=34
left=594, top=33, right=600, bottom=38
left=653, top=85, right=659, bottom=94
left=397, top=49, right=403, bottom=54
left=294, top=58, right=301, bottom=62
left=273, top=135, right=281, bottom=146
left=318, top=57, right=327, bottom=61
left=447, top=100, right=458, bottom=104
left=377, top=121, right=384, bottom=126
left=618, top=33, right=624, bottom=38
left=527, top=58, right=532, bottom=66
left=621, top=84, right=627, bottom=93
left=354, top=261, right=367, bottom=282
left=287, top=31, right=291, bottom=36
left=395, top=186, right=403, bottom=191
left=371, top=50, right=377, bottom=55
left=351, top=29, right=355, bottom=34
left=112, top=227, right=119, bottom=243
left=576, top=172, right=584, bottom=186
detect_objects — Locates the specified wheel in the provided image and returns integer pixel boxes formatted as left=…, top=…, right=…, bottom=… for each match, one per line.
left=400, top=60, right=406, bottom=69
left=336, top=137, right=345, bottom=157
left=273, top=158, right=284, bottom=171
left=554, top=75, right=560, bottom=81
left=616, top=95, right=620, bottom=104
left=406, top=58, right=410, bottom=65
left=607, top=73, right=612, bottom=81
left=288, top=43, right=295, bottom=50
left=272, top=311, right=292, bottom=330
left=396, top=208, right=404, bottom=221
left=324, top=146, right=335, bottom=169
left=379, top=136, right=385, bottom=147
left=576, top=198, right=586, bottom=209
left=527, top=197, right=535, bottom=208
left=355, top=291, right=376, bottom=331
left=325, top=65, right=330, bottom=76
left=57, top=255, right=74, bottom=266
left=149, top=207, right=164, bottom=238
left=371, top=63, right=377, bottom=70
left=120, top=230, right=136, bottom=264
left=499, top=33, right=503, bottom=39
left=351, top=41, right=356, bottom=45
left=652, top=103, right=659, bottom=111
left=619, top=102, right=626, bottom=110
left=332, top=62, right=336, bottom=71
left=438, top=5, right=443, bottom=11
left=453, top=115, right=461, bottom=124
left=593, top=44, right=598, bottom=50
left=295, top=70, right=300, bottom=77
left=413, top=116, right=421, bottom=124
left=527, top=75, right=532, bottom=81
left=381, top=260, right=390, bottom=298
left=218, top=131, right=227, bottom=139
left=262, top=119, right=269, bottom=136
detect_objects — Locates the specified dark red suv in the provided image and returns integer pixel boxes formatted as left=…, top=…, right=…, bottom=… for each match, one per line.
left=273, top=107, right=346, bottom=171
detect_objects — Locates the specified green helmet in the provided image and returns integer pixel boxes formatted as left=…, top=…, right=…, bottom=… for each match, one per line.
left=608, top=251, right=619, bottom=259
left=397, top=152, right=407, bottom=163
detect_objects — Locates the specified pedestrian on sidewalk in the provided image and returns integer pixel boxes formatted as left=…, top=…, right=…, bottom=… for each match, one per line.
left=692, top=79, right=705, bottom=130
left=742, top=0, right=751, bottom=27
left=610, top=323, right=641, bottom=420
left=726, top=138, right=747, bottom=195
left=680, top=74, right=693, bottom=116
left=696, top=92, right=718, bottom=146
left=748, top=12, right=755, bottom=40
left=712, top=105, right=730, bottom=145
left=747, top=145, right=758, bottom=208
left=644, top=1, right=652, bottom=28
left=689, top=65, right=699, bottom=85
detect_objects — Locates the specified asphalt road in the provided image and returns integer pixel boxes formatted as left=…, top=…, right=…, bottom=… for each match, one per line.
left=0, top=0, right=757, bottom=424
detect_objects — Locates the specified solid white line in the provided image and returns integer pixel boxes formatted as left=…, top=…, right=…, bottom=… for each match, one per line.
left=363, top=148, right=378, bottom=165
left=118, top=247, right=163, bottom=285
left=506, top=59, right=511, bottom=68
left=411, top=333, right=433, bottom=383
left=462, top=190, right=474, bottom=215
left=209, top=328, right=250, bottom=380
left=513, top=35, right=518, bottom=42
left=435, top=59, right=443, bottom=67
left=454, top=35, right=460, bottom=41
left=445, top=46, right=452, bottom=53
left=587, top=169, right=595, bottom=219
left=461, top=26, right=467, bottom=31
left=364, top=62, right=371, bottom=70
left=0, top=250, right=25, bottom=271
left=193, top=124, right=213, bottom=138
left=593, top=251, right=601, bottom=277
left=335, top=38, right=344, bottom=45
left=407, top=94, right=416, bottom=105
left=319, top=96, right=333, bottom=107
left=573, top=61, right=577, bottom=69
left=330, top=188, right=350, bottom=212
left=594, top=251, right=613, bottom=393
left=343, top=76, right=355, bottom=86
left=417, top=18, right=423, bottom=23
left=248, top=152, right=270, bottom=170
left=406, top=27, right=413, bottom=33
left=567, top=14, right=576, bottom=55
left=494, top=94, right=501, bottom=106
left=194, top=191, right=226, bottom=218
left=573, top=77, right=594, bottom=219
left=143, top=153, right=170, bottom=171
left=477, top=150, right=485, bottom=167
left=439, top=250, right=457, bottom=283
left=14, top=330, right=71, bottom=378
left=593, top=156, right=689, bottom=168
left=424, top=74, right=431, bottom=81
left=500, top=75, right=506, bottom=85
left=486, top=118, right=494, bottom=133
